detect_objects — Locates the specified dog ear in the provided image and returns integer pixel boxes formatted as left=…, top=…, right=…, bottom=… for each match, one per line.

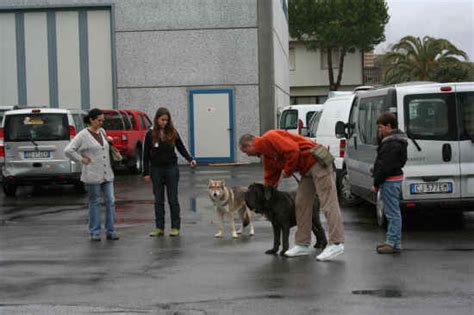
left=221, top=180, right=225, bottom=186
left=208, top=179, right=213, bottom=187
left=263, top=185, right=274, bottom=201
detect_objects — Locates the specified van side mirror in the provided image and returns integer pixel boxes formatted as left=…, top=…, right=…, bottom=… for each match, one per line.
left=335, top=121, right=348, bottom=139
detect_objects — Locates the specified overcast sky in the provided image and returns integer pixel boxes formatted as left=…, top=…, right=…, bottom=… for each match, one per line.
left=375, top=0, right=474, bottom=59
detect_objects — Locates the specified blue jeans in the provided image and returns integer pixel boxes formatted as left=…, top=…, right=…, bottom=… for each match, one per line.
left=381, top=180, right=402, bottom=248
left=151, top=165, right=181, bottom=230
left=87, top=182, right=116, bottom=236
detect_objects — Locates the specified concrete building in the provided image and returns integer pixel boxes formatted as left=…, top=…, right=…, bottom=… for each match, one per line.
left=289, top=40, right=363, bottom=105
left=0, top=0, right=289, bottom=163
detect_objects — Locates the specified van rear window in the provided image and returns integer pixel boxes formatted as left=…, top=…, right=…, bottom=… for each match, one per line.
left=4, top=113, right=69, bottom=141
left=280, top=109, right=298, bottom=129
left=404, top=93, right=457, bottom=141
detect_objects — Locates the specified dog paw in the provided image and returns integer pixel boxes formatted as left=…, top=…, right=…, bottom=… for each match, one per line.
left=249, top=232, right=255, bottom=237
left=265, top=249, right=278, bottom=255
left=214, top=232, right=223, bottom=238
left=236, top=230, right=243, bottom=235
left=231, top=233, right=239, bottom=239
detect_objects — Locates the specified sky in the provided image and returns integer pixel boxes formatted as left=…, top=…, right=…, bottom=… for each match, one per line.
left=375, top=0, right=474, bottom=59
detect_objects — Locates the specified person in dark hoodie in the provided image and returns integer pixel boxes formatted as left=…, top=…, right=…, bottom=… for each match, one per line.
left=143, top=107, right=196, bottom=237
left=370, top=112, right=408, bottom=254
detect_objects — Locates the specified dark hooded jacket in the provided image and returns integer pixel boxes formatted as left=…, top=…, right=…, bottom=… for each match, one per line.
left=373, top=129, right=408, bottom=188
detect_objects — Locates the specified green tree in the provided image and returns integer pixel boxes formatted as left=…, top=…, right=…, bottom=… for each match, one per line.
left=382, top=36, right=469, bottom=84
left=289, top=0, right=389, bottom=90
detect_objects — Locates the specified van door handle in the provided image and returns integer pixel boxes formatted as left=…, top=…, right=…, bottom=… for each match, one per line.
left=442, top=143, right=452, bottom=162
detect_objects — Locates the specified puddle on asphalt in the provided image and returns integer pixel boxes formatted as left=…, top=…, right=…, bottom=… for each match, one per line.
left=352, top=289, right=402, bottom=298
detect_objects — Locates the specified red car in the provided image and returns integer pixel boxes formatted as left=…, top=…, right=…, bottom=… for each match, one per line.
left=102, top=109, right=152, bottom=173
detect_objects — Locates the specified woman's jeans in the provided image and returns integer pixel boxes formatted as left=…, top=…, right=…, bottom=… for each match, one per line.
left=87, top=181, right=116, bottom=236
left=381, top=180, right=402, bottom=248
left=151, top=165, right=181, bottom=230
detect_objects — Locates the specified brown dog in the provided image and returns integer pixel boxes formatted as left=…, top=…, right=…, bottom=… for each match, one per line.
left=208, top=179, right=255, bottom=238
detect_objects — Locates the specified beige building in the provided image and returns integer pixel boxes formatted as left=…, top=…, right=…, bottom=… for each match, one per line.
left=289, top=40, right=363, bottom=104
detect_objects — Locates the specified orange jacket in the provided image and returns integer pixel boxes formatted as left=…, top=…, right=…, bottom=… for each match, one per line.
left=253, top=130, right=317, bottom=186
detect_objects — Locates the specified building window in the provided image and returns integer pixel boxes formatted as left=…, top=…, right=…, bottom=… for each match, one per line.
left=321, top=49, right=340, bottom=69
left=289, top=47, right=296, bottom=71
left=281, top=0, right=288, bottom=20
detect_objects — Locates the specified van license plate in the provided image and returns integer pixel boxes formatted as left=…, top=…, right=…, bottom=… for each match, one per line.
left=410, top=182, right=453, bottom=194
left=24, top=151, right=50, bottom=159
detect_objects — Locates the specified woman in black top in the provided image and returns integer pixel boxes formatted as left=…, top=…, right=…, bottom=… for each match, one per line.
left=143, top=107, right=196, bottom=237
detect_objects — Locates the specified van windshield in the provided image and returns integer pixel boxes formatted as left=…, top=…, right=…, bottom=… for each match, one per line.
left=404, top=93, right=457, bottom=141
left=4, top=113, right=69, bottom=141
left=280, top=109, right=298, bottom=129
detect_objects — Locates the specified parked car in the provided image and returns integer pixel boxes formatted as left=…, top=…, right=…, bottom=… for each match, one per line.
left=335, top=82, right=474, bottom=226
left=279, top=104, right=323, bottom=136
left=307, top=94, right=360, bottom=206
left=102, top=109, right=152, bottom=173
left=0, top=106, right=19, bottom=169
left=2, top=107, right=86, bottom=196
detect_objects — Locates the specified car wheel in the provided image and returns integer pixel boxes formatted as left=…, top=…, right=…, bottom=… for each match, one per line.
left=3, top=182, right=17, bottom=197
left=338, top=169, right=362, bottom=207
left=376, top=191, right=387, bottom=228
left=74, top=182, right=86, bottom=193
left=129, top=147, right=142, bottom=174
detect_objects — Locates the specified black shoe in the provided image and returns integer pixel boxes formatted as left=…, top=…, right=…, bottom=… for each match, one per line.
left=106, top=233, right=120, bottom=240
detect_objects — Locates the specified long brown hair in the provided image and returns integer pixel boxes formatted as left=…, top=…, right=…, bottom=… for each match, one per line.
left=152, top=107, right=177, bottom=144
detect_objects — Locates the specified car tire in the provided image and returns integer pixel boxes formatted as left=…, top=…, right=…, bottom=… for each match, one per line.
left=376, top=191, right=387, bottom=228
left=3, top=182, right=17, bottom=197
left=129, top=146, right=142, bottom=174
left=338, top=169, right=362, bottom=207
left=74, top=182, right=86, bottom=193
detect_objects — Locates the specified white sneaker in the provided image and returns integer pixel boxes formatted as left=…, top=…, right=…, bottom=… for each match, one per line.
left=316, top=244, right=344, bottom=261
left=285, top=245, right=312, bottom=257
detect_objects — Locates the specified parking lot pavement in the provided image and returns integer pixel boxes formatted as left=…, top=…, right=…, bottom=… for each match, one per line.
left=1, top=165, right=473, bottom=314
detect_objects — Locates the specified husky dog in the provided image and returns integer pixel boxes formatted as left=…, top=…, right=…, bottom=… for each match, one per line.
left=208, top=179, right=255, bottom=238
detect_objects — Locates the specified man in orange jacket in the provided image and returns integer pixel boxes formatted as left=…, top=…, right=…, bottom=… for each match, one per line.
left=239, top=130, right=345, bottom=261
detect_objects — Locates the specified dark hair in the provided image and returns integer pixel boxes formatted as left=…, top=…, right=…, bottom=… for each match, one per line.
left=83, top=108, right=103, bottom=125
left=239, top=134, right=255, bottom=146
left=152, top=107, right=177, bottom=144
left=376, top=112, right=398, bottom=129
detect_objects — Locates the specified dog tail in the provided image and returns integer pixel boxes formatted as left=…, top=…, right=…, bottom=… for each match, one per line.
left=242, top=209, right=250, bottom=227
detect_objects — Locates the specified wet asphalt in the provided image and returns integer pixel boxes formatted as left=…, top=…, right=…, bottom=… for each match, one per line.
left=0, top=164, right=473, bottom=315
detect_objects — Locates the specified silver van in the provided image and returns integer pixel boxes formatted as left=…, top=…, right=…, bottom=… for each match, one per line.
left=2, top=108, right=86, bottom=196
left=336, top=82, right=474, bottom=225
left=279, top=104, right=323, bottom=136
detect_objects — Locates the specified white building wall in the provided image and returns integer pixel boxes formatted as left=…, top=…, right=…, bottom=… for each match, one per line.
left=272, top=0, right=290, bottom=114
left=290, top=41, right=363, bottom=91
left=0, top=13, right=18, bottom=106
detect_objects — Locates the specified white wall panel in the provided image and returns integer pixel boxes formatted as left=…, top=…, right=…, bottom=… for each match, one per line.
left=24, top=12, right=49, bottom=106
left=0, top=14, right=18, bottom=106
left=56, top=11, right=81, bottom=109
left=87, top=10, right=113, bottom=108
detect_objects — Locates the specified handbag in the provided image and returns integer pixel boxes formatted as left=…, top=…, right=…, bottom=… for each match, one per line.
left=101, top=130, right=123, bottom=163
left=109, top=144, right=123, bottom=162
left=310, top=143, right=334, bottom=168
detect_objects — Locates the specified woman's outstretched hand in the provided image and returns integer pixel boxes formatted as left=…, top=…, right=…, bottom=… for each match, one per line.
left=190, top=160, right=197, bottom=168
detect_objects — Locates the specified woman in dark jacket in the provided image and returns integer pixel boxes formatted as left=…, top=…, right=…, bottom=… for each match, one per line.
left=143, top=107, right=196, bottom=237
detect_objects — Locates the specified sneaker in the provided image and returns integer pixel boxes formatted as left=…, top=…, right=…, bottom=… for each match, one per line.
left=316, top=243, right=344, bottom=261
left=90, top=234, right=101, bottom=242
left=149, top=228, right=164, bottom=237
left=284, top=245, right=312, bottom=257
left=169, top=229, right=180, bottom=237
left=106, top=233, right=120, bottom=240
left=376, top=244, right=400, bottom=254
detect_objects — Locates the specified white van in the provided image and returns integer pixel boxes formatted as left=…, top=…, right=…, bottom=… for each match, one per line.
left=279, top=104, right=323, bottom=135
left=2, top=107, right=86, bottom=196
left=307, top=94, right=360, bottom=205
left=335, top=82, right=474, bottom=225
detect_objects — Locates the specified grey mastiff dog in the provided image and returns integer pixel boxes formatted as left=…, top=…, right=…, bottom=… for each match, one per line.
left=244, top=183, right=327, bottom=256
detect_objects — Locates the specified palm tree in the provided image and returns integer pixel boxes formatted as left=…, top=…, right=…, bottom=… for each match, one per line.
left=381, top=36, right=468, bottom=84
